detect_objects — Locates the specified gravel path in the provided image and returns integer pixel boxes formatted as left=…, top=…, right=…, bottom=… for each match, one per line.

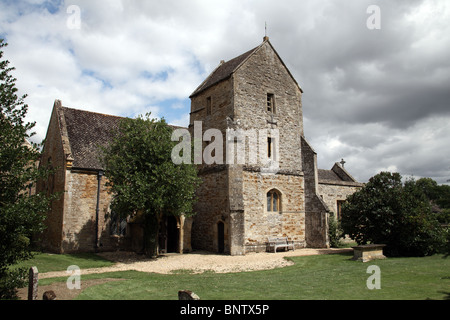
left=40, top=248, right=351, bottom=279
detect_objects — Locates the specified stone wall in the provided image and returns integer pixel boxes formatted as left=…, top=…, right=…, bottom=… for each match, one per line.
left=301, top=137, right=330, bottom=248
left=233, top=41, right=304, bottom=173
left=62, top=170, right=117, bottom=253
left=191, top=167, right=230, bottom=253
left=37, top=103, right=68, bottom=253
left=242, top=170, right=305, bottom=252
left=318, top=182, right=362, bottom=218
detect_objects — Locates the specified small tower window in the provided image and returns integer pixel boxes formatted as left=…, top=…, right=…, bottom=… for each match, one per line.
left=268, top=137, right=273, bottom=159
left=267, top=93, right=275, bottom=113
left=206, top=97, right=212, bottom=115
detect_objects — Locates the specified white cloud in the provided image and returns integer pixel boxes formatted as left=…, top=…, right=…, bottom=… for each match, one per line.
left=1, top=0, right=450, bottom=184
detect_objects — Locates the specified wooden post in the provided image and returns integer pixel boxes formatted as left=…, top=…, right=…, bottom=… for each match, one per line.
left=28, top=266, right=39, bottom=301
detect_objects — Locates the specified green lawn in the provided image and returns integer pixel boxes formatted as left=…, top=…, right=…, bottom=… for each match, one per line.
left=13, top=252, right=114, bottom=273
left=31, top=252, right=450, bottom=300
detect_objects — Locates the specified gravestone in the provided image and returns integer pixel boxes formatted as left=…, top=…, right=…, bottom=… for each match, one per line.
left=28, top=267, right=39, bottom=301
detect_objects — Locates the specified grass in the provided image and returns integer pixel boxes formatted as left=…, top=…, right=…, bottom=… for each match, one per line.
left=12, top=252, right=114, bottom=273
left=14, top=251, right=450, bottom=300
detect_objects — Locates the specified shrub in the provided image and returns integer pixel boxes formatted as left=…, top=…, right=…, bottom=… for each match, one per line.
left=341, top=172, right=446, bottom=257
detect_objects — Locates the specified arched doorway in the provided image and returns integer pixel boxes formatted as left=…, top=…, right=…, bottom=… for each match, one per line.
left=217, top=221, right=225, bottom=254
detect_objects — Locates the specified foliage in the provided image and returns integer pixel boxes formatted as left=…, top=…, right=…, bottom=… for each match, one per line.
left=328, top=212, right=343, bottom=248
left=341, top=172, right=446, bottom=257
left=100, top=114, right=201, bottom=257
left=0, top=39, right=54, bottom=299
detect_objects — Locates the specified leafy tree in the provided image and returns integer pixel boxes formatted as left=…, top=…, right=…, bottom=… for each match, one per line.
left=341, top=172, right=445, bottom=257
left=0, top=39, right=54, bottom=299
left=100, top=114, right=201, bottom=257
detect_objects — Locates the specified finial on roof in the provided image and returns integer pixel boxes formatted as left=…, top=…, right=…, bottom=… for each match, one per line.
left=263, top=21, right=269, bottom=41
left=340, top=159, right=346, bottom=167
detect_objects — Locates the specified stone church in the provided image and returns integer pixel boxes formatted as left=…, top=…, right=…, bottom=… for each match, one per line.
left=37, top=37, right=362, bottom=255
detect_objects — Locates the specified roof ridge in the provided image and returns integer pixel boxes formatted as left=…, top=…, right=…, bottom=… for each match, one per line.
left=190, top=42, right=263, bottom=98
left=61, top=106, right=126, bottom=120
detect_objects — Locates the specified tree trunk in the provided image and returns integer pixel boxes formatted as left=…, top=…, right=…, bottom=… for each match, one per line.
left=143, top=213, right=160, bottom=258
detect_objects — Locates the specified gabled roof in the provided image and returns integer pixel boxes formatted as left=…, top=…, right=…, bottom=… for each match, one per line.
left=190, top=38, right=302, bottom=98
left=54, top=102, right=185, bottom=171
left=318, top=163, right=363, bottom=187
left=190, top=45, right=260, bottom=98
left=61, top=106, right=123, bottom=171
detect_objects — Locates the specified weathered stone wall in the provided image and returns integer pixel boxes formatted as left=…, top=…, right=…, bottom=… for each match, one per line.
left=301, top=137, right=330, bottom=248
left=233, top=41, right=304, bottom=173
left=318, top=182, right=361, bottom=217
left=242, top=170, right=305, bottom=252
left=62, top=170, right=117, bottom=253
left=233, top=41, right=307, bottom=253
left=191, top=167, right=230, bottom=253
left=189, top=70, right=235, bottom=254
left=37, top=104, right=68, bottom=253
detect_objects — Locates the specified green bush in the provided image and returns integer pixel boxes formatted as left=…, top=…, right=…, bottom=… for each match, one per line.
left=341, top=172, right=446, bottom=257
left=328, top=212, right=343, bottom=248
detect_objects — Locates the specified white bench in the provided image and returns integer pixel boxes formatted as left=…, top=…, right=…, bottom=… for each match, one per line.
left=267, top=237, right=295, bottom=253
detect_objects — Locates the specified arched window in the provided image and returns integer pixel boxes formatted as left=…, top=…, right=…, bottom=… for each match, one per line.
left=267, top=189, right=281, bottom=212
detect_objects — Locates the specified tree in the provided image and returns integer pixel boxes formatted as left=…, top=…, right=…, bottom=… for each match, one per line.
left=0, top=39, right=54, bottom=299
left=341, top=172, right=445, bottom=257
left=100, top=114, right=201, bottom=257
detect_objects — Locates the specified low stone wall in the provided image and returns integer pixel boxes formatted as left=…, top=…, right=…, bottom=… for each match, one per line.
left=352, top=244, right=386, bottom=262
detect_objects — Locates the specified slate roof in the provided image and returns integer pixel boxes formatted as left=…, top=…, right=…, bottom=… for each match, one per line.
left=318, top=164, right=363, bottom=187
left=318, top=169, right=342, bottom=182
left=60, top=106, right=186, bottom=171
left=190, top=45, right=260, bottom=98
left=62, top=107, right=123, bottom=171
left=190, top=38, right=303, bottom=98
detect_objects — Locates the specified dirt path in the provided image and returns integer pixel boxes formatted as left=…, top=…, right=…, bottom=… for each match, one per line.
left=39, top=248, right=352, bottom=279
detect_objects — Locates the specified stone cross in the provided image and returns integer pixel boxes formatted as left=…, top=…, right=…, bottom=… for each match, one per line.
left=340, top=159, right=346, bottom=167
left=28, top=266, right=39, bottom=301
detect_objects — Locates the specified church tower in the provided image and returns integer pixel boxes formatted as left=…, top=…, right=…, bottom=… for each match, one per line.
left=189, top=38, right=329, bottom=255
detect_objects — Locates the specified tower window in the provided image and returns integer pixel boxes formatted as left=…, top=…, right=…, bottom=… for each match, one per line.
left=267, top=189, right=281, bottom=212
left=206, top=97, right=212, bottom=115
left=267, top=93, right=275, bottom=113
left=268, top=137, right=273, bottom=159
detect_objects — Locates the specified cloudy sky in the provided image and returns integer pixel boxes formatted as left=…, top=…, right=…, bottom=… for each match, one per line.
left=1, top=0, right=449, bottom=184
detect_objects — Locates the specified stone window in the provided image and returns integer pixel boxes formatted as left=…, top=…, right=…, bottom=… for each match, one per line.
left=110, top=211, right=127, bottom=236
left=267, top=137, right=276, bottom=159
left=267, top=93, right=275, bottom=113
left=267, top=189, right=281, bottom=212
left=206, top=97, right=212, bottom=115
left=267, top=137, right=272, bottom=159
